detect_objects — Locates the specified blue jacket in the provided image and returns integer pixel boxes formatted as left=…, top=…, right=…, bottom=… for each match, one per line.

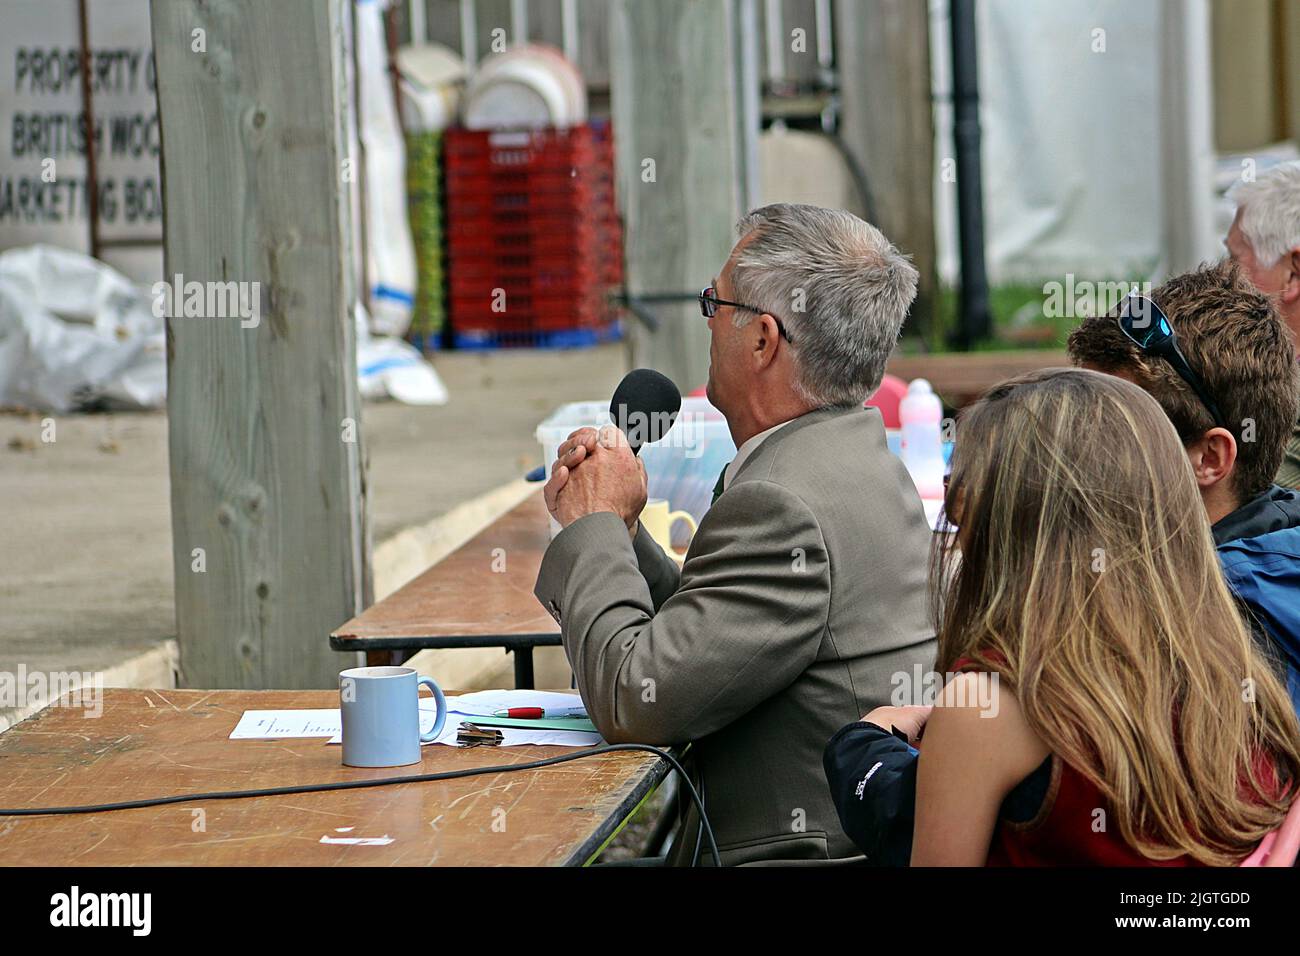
left=1213, top=485, right=1300, bottom=711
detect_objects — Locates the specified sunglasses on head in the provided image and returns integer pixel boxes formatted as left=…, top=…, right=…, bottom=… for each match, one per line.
left=698, top=286, right=793, bottom=344
left=1116, top=294, right=1229, bottom=432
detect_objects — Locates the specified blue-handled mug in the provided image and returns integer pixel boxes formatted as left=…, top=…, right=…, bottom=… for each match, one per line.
left=339, top=665, right=447, bottom=767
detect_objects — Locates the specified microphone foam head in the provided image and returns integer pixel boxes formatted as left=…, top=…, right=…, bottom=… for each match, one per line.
left=610, top=368, right=682, bottom=452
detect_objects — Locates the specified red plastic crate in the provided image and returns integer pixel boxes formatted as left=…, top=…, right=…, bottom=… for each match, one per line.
left=449, top=273, right=604, bottom=301
left=444, top=169, right=593, bottom=196
left=443, top=121, right=623, bottom=349
left=449, top=252, right=595, bottom=275
left=448, top=234, right=612, bottom=270
left=446, top=189, right=605, bottom=220
left=444, top=126, right=602, bottom=173
left=450, top=298, right=610, bottom=334
left=446, top=213, right=606, bottom=241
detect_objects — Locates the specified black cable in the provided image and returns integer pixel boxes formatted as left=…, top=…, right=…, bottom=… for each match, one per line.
left=0, top=743, right=722, bottom=868
left=690, top=767, right=706, bottom=868
left=813, top=128, right=878, bottom=229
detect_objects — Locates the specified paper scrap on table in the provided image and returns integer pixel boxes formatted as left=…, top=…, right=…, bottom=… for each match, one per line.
left=320, top=833, right=394, bottom=846
left=229, top=690, right=600, bottom=747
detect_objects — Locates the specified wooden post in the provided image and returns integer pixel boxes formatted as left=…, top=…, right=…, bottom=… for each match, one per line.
left=609, top=0, right=752, bottom=392
left=151, top=0, right=370, bottom=689
left=834, top=0, right=937, bottom=340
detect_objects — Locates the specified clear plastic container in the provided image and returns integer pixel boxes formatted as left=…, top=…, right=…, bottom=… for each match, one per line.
left=535, top=397, right=736, bottom=543
left=535, top=399, right=956, bottom=542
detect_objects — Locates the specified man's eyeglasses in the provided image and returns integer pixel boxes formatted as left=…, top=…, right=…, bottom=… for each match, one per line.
left=698, top=286, right=793, bottom=344
left=1116, top=294, right=1229, bottom=432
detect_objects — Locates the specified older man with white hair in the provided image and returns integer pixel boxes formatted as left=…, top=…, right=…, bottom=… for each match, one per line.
left=534, top=203, right=936, bottom=865
left=1227, top=160, right=1300, bottom=488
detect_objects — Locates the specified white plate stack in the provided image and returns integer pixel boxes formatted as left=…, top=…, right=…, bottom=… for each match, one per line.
left=463, top=43, right=588, bottom=130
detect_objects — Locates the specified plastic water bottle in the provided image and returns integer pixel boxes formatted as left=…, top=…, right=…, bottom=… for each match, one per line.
left=899, top=379, right=945, bottom=500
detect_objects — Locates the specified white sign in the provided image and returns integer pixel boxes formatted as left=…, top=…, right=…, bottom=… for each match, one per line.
left=0, top=0, right=160, bottom=277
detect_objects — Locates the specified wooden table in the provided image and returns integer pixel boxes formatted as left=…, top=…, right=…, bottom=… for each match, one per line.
left=0, top=689, right=667, bottom=866
left=332, top=492, right=559, bottom=688
left=886, top=349, right=1069, bottom=408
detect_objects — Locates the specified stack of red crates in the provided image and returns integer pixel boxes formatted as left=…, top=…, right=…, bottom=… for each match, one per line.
left=443, top=120, right=623, bottom=348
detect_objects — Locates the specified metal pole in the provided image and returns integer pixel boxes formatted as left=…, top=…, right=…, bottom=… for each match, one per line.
left=736, top=0, right=761, bottom=214
left=1158, top=0, right=1218, bottom=276
left=511, top=0, right=528, bottom=45
left=949, top=0, right=991, bottom=348
left=77, top=0, right=100, bottom=260
left=561, top=0, right=579, bottom=63
left=409, top=0, right=427, bottom=44
left=814, top=0, right=833, bottom=74
left=460, top=0, right=478, bottom=68
left=763, top=0, right=783, bottom=83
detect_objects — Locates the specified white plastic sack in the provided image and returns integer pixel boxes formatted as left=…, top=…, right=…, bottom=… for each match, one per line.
left=0, top=245, right=444, bottom=414
left=356, top=0, right=418, bottom=337
left=354, top=302, right=449, bottom=406
left=0, top=245, right=165, bottom=412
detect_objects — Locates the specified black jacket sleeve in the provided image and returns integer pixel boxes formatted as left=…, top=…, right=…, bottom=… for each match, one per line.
left=823, top=720, right=919, bottom=866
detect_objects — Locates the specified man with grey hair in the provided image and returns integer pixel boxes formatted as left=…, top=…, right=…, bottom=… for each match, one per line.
left=534, top=203, right=936, bottom=865
left=1227, top=160, right=1300, bottom=487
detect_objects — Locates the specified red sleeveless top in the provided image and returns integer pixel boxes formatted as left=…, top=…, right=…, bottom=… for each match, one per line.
left=949, top=656, right=1280, bottom=867
left=986, top=755, right=1203, bottom=866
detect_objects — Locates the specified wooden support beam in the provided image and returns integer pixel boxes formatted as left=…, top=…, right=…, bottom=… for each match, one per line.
left=151, top=0, right=370, bottom=688
left=609, top=0, right=752, bottom=392
left=835, top=0, right=937, bottom=340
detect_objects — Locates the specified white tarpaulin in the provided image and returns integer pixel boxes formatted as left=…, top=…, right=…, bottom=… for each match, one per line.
left=931, top=0, right=1165, bottom=284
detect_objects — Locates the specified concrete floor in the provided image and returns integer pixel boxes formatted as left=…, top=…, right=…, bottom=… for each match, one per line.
left=0, top=342, right=630, bottom=721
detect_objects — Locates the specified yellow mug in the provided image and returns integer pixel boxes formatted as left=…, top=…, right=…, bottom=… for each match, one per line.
left=640, top=498, right=697, bottom=561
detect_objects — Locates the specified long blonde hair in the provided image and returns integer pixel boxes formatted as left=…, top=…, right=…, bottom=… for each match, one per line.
left=936, top=367, right=1300, bottom=865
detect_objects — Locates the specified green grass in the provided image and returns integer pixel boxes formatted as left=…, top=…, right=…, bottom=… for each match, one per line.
left=907, top=278, right=1149, bottom=354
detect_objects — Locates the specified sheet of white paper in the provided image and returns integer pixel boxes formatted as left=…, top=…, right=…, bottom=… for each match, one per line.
left=229, top=709, right=340, bottom=739
left=228, top=691, right=598, bottom=747
left=433, top=691, right=600, bottom=746
left=442, top=689, right=586, bottom=716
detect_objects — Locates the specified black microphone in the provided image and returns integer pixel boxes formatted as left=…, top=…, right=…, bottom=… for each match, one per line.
left=609, top=368, right=681, bottom=455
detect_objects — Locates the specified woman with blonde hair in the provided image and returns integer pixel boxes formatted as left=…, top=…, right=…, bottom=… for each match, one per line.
left=826, top=367, right=1300, bottom=865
